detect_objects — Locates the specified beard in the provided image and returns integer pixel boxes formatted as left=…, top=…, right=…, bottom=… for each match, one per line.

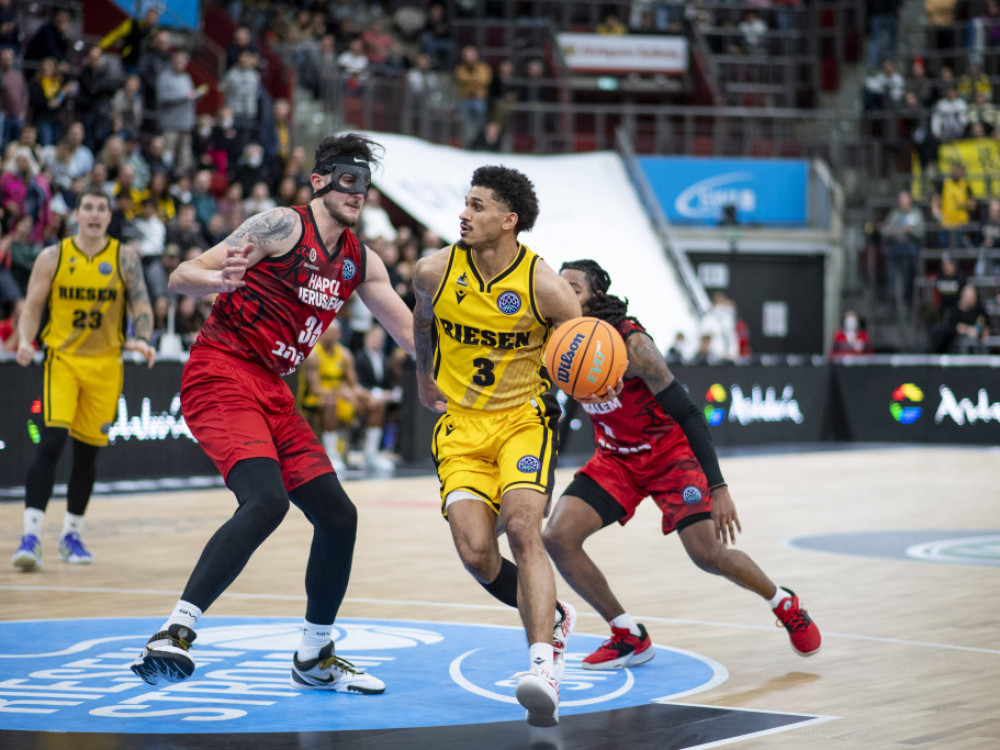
left=319, top=193, right=359, bottom=228
left=456, top=238, right=472, bottom=251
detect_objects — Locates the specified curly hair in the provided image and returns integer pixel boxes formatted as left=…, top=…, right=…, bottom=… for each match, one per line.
left=470, top=165, right=540, bottom=234
left=559, top=259, right=640, bottom=328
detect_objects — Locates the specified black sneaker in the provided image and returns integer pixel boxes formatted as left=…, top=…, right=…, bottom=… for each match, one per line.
left=131, top=623, right=197, bottom=685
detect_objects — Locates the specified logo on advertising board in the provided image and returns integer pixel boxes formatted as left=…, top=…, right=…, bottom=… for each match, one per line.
left=703, top=383, right=804, bottom=426
left=890, top=383, right=923, bottom=424
left=107, top=394, right=195, bottom=445
left=674, top=172, right=757, bottom=221
left=0, top=617, right=725, bottom=734
left=935, top=385, right=1000, bottom=425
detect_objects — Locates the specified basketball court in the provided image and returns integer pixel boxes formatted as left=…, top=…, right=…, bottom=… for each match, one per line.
left=1, top=445, right=998, bottom=748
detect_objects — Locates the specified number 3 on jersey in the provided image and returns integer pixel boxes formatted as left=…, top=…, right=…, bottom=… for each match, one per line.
left=472, top=357, right=495, bottom=386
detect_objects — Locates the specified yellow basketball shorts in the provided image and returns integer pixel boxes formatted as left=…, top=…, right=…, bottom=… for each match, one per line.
left=43, top=349, right=123, bottom=446
left=432, top=392, right=561, bottom=517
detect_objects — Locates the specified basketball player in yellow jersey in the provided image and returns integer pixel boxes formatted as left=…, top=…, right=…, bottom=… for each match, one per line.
left=297, top=323, right=362, bottom=471
left=12, top=189, right=156, bottom=570
left=413, top=165, right=620, bottom=727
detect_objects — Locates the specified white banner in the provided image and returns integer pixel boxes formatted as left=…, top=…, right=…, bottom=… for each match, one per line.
left=556, top=33, right=688, bottom=74
left=361, top=131, right=698, bottom=348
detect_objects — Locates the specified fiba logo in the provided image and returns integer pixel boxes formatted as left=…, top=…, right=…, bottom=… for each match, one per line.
left=682, top=485, right=703, bottom=504
left=342, top=258, right=357, bottom=281
left=704, top=383, right=727, bottom=426
left=516, top=455, right=541, bottom=472
left=98, top=261, right=113, bottom=276
left=496, top=291, right=521, bottom=315
left=890, top=383, right=924, bottom=424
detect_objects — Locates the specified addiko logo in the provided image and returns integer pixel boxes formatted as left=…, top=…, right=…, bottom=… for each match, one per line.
left=890, top=383, right=924, bottom=424
left=704, top=384, right=727, bottom=426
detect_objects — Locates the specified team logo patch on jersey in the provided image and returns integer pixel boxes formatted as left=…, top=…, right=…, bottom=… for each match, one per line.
left=682, top=485, right=703, bottom=504
left=516, top=455, right=541, bottom=473
left=342, top=258, right=357, bottom=281
left=98, top=262, right=113, bottom=276
left=309, top=248, right=318, bottom=263
left=456, top=272, right=469, bottom=287
left=496, top=291, right=521, bottom=315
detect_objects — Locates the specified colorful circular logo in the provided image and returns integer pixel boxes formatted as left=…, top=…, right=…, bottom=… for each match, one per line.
left=890, top=383, right=924, bottom=424
left=682, top=485, right=703, bottom=504
left=516, top=455, right=541, bottom=472
left=496, top=291, right=522, bottom=315
left=98, top=262, right=113, bottom=276
left=342, top=258, right=357, bottom=281
left=704, top=384, right=727, bottom=426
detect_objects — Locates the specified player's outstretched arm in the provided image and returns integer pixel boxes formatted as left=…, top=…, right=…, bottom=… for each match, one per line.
left=120, top=243, right=156, bottom=367
left=15, top=245, right=58, bottom=367
left=412, top=250, right=449, bottom=413
left=356, top=245, right=415, bottom=356
left=629, top=330, right=740, bottom=542
left=169, top=207, right=299, bottom=297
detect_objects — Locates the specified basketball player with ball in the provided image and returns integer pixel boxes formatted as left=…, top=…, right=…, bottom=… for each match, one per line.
left=543, top=259, right=821, bottom=669
left=412, top=167, right=622, bottom=727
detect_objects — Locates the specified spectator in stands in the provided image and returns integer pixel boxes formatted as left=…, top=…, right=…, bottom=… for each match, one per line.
left=100, top=6, right=158, bottom=75
left=232, top=142, right=271, bottom=196
left=362, top=17, right=405, bottom=77
left=0, top=47, right=28, bottom=153
left=980, top=1, right=1000, bottom=75
left=133, top=197, right=166, bottom=271
left=262, top=97, right=293, bottom=169
left=924, top=0, right=958, bottom=70
left=2, top=213, right=39, bottom=294
left=359, top=187, right=397, bottom=243
left=738, top=10, right=768, bottom=56
left=596, top=12, right=628, bottom=35
left=109, top=74, right=143, bottom=140
left=157, top=51, right=206, bottom=175
left=406, top=52, right=447, bottom=137
left=830, top=309, right=873, bottom=358
left=421, top=3, right=454, bottom=69
left=932, top=282, right=990, bottom=352
left=145, top=170, right=176, bottom=223
left=74, top=47, right=115, bottom=153
left=139, top=30, right=173, bottom=135
left=23, top=9, right=70, bottom=70
left=906, top=57, right=938, bottom=108
left=28, top=57, right=68, bottom=147
left=965, top=90, right=999, bottom=135
left=337, top=37, right=370, bottom=98
left=243, top=181, right=276, bottom=217
left=488, top=58, right=518, bottom=137
left=880, top=190, right=925, bottom=316
left=940, top=162, right=976, bottom=247
left=930, top=253, right=965, bottom=323
left=517, top=58, right=558, bottom=147
left=221, top=49, right=262, bottom=148
left=454, top=45, right=492, bottom=148
left=0, top=0, right=20, bottom=51
left=63, top=122, right=94, bottom=180
left=107, top=189, right=137, bottom=244
left=957, top=60, right=991, bottom=102
left=38, top=138, right=74, bottom=196
left=190, top=170, right=218, bottom=229
left=864, top=58, right=906, bottom=110
left=226, top=25, right=261, bottom=70
left=972, top=197, right=1000, bottom=275
left=354, top=323, right=404, bottom=471
left=1, top=147, right=49, bottom=240
left=470, top=120, right=504, bottom=152
left=165, top=203, right=206, bottom=251
left=698, top=291, right=740, bottom=362
left=931, top=86, right=968, bottom=142
left=868, top=1, right=901, bottom=68
left=145, top=241, right=180, bottom=311
left=665, top=331, right=689, bottom=365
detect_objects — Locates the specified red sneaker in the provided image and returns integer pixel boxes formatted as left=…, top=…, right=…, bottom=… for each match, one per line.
left=582, top=624, right=655, bottom=670
left=773, top=588, right=821, bottom=656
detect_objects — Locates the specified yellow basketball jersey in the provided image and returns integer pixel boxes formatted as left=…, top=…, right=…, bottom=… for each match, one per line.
left=40, top=236, right=127, bottom=357
left=432, top=243, right=552, bottom=411
left=298, top=343, right=349, bottom=408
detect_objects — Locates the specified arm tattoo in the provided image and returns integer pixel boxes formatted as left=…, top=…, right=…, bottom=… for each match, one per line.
left=121, top=247, right=153, bottom=339
left=628, top=332, right=672, bottom=393
left=225, top=209, right=297, bottom=247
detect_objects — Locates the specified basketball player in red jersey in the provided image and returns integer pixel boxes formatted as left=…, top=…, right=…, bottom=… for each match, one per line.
left=131, top=133, right=414, bottom=694
left=543, top=259, right=821, bottom=669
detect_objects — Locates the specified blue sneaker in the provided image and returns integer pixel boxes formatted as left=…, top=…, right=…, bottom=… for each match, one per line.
left=12, top=534, right=42, bottom=570
left=58, top=532, right=93, bottom=564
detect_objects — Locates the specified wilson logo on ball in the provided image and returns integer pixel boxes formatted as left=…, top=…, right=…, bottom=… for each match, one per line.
left=556, top=333, right=587, bottom=384
left=545, top=317, right=627, bottom=399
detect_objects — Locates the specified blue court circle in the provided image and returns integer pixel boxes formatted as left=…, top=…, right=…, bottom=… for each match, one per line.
left=0, top=616, right=726, bottom=734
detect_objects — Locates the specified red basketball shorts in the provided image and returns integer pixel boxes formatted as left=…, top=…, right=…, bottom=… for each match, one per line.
left=181, top=346, right=332, bottom=490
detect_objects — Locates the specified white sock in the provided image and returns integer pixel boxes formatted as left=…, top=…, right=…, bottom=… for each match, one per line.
left=363, top=426, right=381, bottom=458
left=529, top=641, right=554, bottom=675
left=321, top=431, right=339, bottom=459
left=23, top=508, right=44, bottom=537
left=161, top=600, right=202, bottom=633
left=768, top=587, right=791, bottom=609
left=297, top=620, right=333, bottom=660
left=61, top=513, right=84, bottom=537
left=610, top=613, right=642, bottom=637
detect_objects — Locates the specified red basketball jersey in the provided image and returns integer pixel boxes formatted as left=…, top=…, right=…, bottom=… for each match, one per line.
left=578, top=318, right=679, bottom=454
left=194, top=204, right=366, bottom=375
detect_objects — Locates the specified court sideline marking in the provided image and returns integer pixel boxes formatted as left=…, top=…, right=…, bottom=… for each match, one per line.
left=1, top=585, right=997, bottom=656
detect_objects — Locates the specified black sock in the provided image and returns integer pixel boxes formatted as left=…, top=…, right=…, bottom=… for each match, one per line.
left=481, top=557, right=518, bottom=608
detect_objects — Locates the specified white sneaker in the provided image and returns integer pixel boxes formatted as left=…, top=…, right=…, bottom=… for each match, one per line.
left=291, top=643, right=385, bottom=694
left=131, top=624, right=197, bottom=685
left=330, top=453, right=347, bottom=473
left=552, top=600, right=576, bottom=682
left=514, top=668, right=559, bottom=727
left=365, top=452, right=395, bottom=472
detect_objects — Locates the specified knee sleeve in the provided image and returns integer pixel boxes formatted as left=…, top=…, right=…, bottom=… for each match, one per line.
left=66, top=439, right=100, bottom=517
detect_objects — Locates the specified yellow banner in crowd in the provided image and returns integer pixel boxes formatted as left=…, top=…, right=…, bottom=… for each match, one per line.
left=913, top=138, right=1000, bottom=200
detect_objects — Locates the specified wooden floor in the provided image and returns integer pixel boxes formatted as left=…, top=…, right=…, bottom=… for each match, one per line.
left=1, top=445, right=999, bottom=748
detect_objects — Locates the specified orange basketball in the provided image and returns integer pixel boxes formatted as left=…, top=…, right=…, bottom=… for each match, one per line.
left=545, top=316, right=628, bottom=399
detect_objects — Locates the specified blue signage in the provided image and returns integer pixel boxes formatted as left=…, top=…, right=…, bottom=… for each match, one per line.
left=0, top=616, right=724, bottom=733
left=110, top=0, right=200, bottom=29
left=638, top=156, right=809, bottom=226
